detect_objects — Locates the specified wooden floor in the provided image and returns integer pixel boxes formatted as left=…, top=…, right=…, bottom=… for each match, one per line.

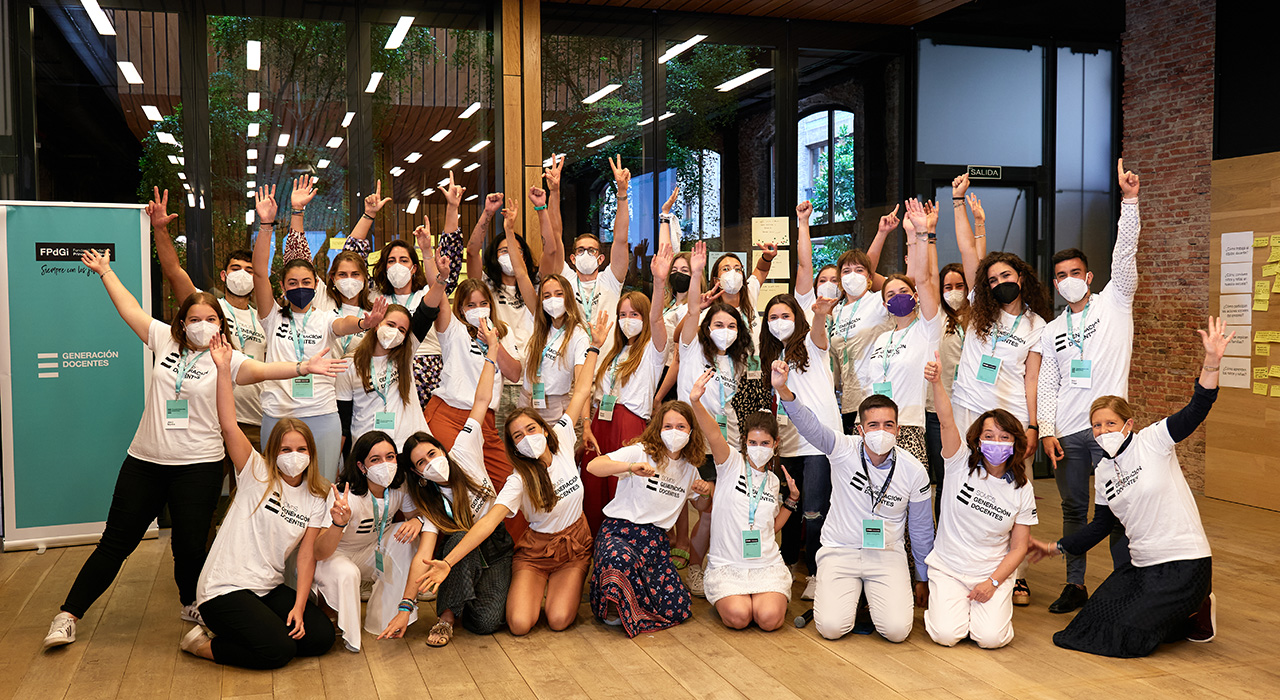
left=3, top=478, right=1279, bottom=700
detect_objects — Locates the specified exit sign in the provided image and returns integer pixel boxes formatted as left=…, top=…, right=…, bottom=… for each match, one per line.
left=968, top=165, right=1002, bottom=180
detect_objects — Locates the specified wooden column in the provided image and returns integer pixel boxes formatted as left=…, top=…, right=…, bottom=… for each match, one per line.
left=501, top=0, right=544, bottom=259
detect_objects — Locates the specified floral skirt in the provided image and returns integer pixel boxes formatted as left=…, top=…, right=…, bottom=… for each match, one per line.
left=413, top=354, right=443, bottom=410
left=589, top=517, right=691, bottom=638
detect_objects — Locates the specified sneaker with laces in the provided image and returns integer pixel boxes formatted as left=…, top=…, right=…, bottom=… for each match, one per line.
left=180, top=603, right=204, bottom=625
left=686, top=564, right=705, bottom=598
left=42, top=612, right=77, bottom=651
left=1186, top=592, right=1216, bottom=643
left=801, top=576, right=817, bottom=601
left=1012, top=579, right=1031, bottom=606
left=180, top=625, right=211, bottom=656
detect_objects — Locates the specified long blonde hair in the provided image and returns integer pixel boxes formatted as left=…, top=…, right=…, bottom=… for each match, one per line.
left=254, top=418, right=330, bottom=512
left=525, top=274, right=587, bottom=384
left=595, top=291, right=651, bottom=392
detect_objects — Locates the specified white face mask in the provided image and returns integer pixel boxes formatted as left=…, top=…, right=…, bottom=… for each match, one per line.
left=661, top=428, right=690, bottom=453
left=861, top=429, right=896, bottom=455
left=768, top=318, right=795, bottom=341
left=225, top=269, right=254, bottom=296
left=516, top=433, right=548, bottom=459
left=619, top=318, right=644, bottom=339
left=464, top=306, right=491, bottom=328
left=1095, top=429, right=1129, bottom=458
left=542, top=296, right=566, bottom=319
left=817, top=281, right=840, bottom=300
left=842, top=271, right=869, bottom=299
left=574, top=252, right=600, bottom=275
left=376, top=325, right=405, bottom=350
left=365, top=461, right=397, bottom=488
left=386, top=263, right=413, bottom=289
left=185, top=320, right=220, bottom=347
left=335, top=277, right=364, bottom=299
left=498, top=253, right=515, bottom=277
left=718, top=269, right=744, bottom=295
left=709, top=327, right=737, bottom=351
left=943, top=289, right=967, bottom=309
left=419, top=455, right=450, bottom=484
left=276, top=451, right=310, bottom=477
left=746, top=444, right=774, bottom=468
left=1057, top=276, right=1090, bottom=304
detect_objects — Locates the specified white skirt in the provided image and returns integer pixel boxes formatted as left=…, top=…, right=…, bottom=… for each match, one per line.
left=703, top=561, right=793, bottom=606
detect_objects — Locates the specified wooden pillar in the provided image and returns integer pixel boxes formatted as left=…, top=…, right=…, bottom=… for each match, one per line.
left=501, top=0, right=544, bottom=259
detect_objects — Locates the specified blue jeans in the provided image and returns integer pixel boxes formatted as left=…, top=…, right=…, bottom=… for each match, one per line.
left=261, top=412, right=343, bottom=483
left=1056, top=427, right=1130, bottom=584
left=780, top=454, right=832, bottom=576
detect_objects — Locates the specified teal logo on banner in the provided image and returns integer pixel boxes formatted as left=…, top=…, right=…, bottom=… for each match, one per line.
left=3, top=204, right=146, bottom=534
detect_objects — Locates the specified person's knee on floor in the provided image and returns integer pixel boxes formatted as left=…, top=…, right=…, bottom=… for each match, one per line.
left=545, top=606, right=578, bottom=631
left=717, top=599, right=753, bottom=629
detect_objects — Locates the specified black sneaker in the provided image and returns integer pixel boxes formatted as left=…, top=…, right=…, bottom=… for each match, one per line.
left=1048, top=584, right=1088, bottom=614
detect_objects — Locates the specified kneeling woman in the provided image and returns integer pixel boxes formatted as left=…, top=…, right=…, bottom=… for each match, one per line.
left=1028, top=318, right=1227, bottom=657
left=585, top=400, right=710, bottom=636
left=923, top=353, right=1037, bottom=649
left=181, top=336, right=335, bottom=669
left=689, top=369, right=799, bottom=631
left=419, top=311, right=609, bottom=635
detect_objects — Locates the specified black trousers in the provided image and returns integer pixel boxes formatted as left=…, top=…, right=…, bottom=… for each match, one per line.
left=199, top=585, right=335, bottom=669
left=61, top=455, right=223, bottom=618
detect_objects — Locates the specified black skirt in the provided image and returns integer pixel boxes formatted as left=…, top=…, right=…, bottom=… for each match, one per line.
left=1053, top=556, right=1211, bottom=658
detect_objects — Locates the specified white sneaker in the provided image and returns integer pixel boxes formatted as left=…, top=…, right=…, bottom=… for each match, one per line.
left=180, top=625, right=211, bottom=656
left=417, top=588, right=437, bottom=602
left=686, top=564, right=705, bottom=598
left=360, top=580, right=374, bottom=603
left=42, top=612, right=77, bottom=651
left=801, top=576, right=818, bottom=601
left=180, top=603, right=204, bottom=625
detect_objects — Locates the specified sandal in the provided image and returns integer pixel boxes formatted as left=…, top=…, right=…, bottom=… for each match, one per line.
left=425, top=620, right=454, bottom=647
left=670, top=548, right=691, bottom=570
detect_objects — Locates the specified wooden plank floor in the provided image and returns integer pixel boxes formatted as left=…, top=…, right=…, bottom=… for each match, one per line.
left=4, top=478, right=1279, bottom=699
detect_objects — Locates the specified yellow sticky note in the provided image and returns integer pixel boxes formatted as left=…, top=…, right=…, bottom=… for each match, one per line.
left=1273, top=385, right=1280, bottom=398
left=1257, top=281, right=1272, bottom=298
left=1270, top=246, right=1280, bottom=263
left=1272, top=235, right=1280, bottom=247
left=1255, top=382, right=1269, bottom=395
left=1265, top=263, right=1280, bottom=278
left=1255, top=297, right=1270, bottom=312
left=1257, top=237, right=1270, bottom=247
left=1256, top=367, right=1269, bottom=380
left=1271, top=365, right=1280, bottom=378
left=1259, top=344, right=1271, bottom=356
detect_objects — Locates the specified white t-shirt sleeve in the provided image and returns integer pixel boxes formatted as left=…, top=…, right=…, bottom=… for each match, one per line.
left=944, top=444, right=971, bottom=477
left=606, top=444, right=646, bottom=480
left=1149, top=419, right=1177, bottom=457
left=1014, top=483, right=1039, bottom=527
left=601, top=265, right=625, bottom=294
left=495, top=471, right=525, bottom=518
left=908, top=465, right=932, bottom=503
left=146, top=318, right=170, bottom=353
left=334, top=364, right=356, bottom=401
left=569, top=327, right=590, bottom=368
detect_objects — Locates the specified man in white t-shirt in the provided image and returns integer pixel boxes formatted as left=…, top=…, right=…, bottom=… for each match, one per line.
left=1036, top=160, right=1140, bottom=615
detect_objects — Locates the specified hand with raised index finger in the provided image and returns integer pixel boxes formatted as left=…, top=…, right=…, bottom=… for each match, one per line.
left=779, top=463, right=798, bottom=502
left=365, top=180, right=392, bottom=217
left=878, top=203, right=901, bottom=236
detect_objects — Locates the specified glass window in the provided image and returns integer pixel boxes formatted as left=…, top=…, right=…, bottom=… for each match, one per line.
left=797, top=108, right=855, bottom=226
left=1055, top=46, right=1114, bottom=290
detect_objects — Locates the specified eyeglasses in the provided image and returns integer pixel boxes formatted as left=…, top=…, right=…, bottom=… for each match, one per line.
left=574, top=246, right=600, bottom=256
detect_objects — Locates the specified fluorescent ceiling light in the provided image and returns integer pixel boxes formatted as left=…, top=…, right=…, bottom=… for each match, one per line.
left=658, top=34, right=707, bottom=64
left=167, top=155, right=179, bottom=165
left=311, top=177, right=320, bottom=184
left=442, top=158, right=461, bottom=169
left=187, top=193, right=196, bottom=207
left=247, top=148, right=258, bottom=160
left=247, top=165, right=257, bottom=174
left=541, top=121, right=557, bottom=131
left=464, top=194, right=478, bottom=202
left=277, top=134, right=290, bottom=147
left=177, top=172, right=186, bottom=180
left=365, top=72, right=383, bottom=93
left=463, top=162, right=480, bottom=173
left=247, top=123, right=260, bottom=137
left=199, top=196, right=205, bottom=210
left=390, top=166, right=405, bottom=176
left=405, top=152, right=422, bottom=163
left=458, top=102, right=481, bottom=119
left=244, top=190, right=251, bottom=197
left=326, top=137, right=343, bottom=148
left=156, top=131, right=178, bottom=145
left=342, top=111, right=355, bottom=128
left=385, top=16, right=414, bottom=50
left=586, top=135, right=615, bottom=148
left=81, top=0, right=116, bottom=36
left=430, top=129, right=451, bottom=142
left=406, top=197, right=420, bottom=214
left=274, top=154, right=285, bottom=164
left=659, top=111, right=675, bottom=121
left=118, top=61, right=143, bottom=84
left=637, top=116, right=654, bottom=126
left=246, top=40, right=261, bottom=70
left=317, top=159, right=330, bottom=169
left=468, top=140, right=490, bottom=153
left=247, top=92, right=260, bottom=111
left=421, top=188, right=434, bottom=196
left=141, top=105, right=162, bottom=121
left=177, top=156, right=185, bottom=165
left=437, top=178, right=450, bottom=187
left=245, top=210, right=255, bottom=225
left=247, top=180, right=256, bottom=188
left=716, top=67, right=772, bottom=92
left=582, top=84, right=620, bottom=104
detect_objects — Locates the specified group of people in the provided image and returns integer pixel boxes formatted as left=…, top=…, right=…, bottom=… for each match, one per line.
left=40, top=155, right=1218, bottom=668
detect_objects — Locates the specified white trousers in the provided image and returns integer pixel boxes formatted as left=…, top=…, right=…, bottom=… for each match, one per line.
left=924, top=564, right=1015, bottom=648
left=813, top=546, right=913, bottom=643
left=312, top=531, right=417, bottom=652
left=948, top=407, right=1029, bottom=583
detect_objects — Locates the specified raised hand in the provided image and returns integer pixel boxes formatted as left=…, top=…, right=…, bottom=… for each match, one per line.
left=147, top=186, right=179, bottom=228
left=652, top=243, right=674, bottom=281
left=589, top=310, right=612, bottom=349
left=483, top=192, right=504, bottom=218
left=904, top=198, right=927, bottom=234
left=691, top=479, right=713, bottom=496
left=502, top=204, right=518, bottom=235
left=1197, top=316, right=1233, bottom=362
left=477, top=317, right=499, bottom=350
left=443, top=171, right=465, bottom=206
left=966, top=193, right=985, bottom=224
left=291, top=174, right=317, bottom=209
left=330, top=483, right=352, bottom=527
left=209, top=332, right=233, bottom=369
left=662, top=185, right=679, bottom=215
left=924, top=200, right=939, bottom=232
left=689, top=368, right=715, bottom=404
left=1118, top=158, right=1140, bottom=198
left=877, top=203, right=901, bottom=236
left=757, top=241, right=778, bottom=262
left=951, top=172, right=970, bottom=198
left=543, top=154, right=565, bottom=191
left=81, top=248, right=112, bottom=276
left=779, top=463, right=798, bottom=502
left=796, top=199, right=813, bottom=223
left=811, top=294, right=837, bottom=317
left=698, top=283, right=724, bottom=311
left=413, top=221, right=433, bottom=261
left=528, top=186, right=547, bottom=209
left=301, top=347, right=349, bottom=378
left=690, top=240, right=708, bottom=276
left=770, top=359, right=790, bottom=391
left=924, top=351, right=942, bottom=385
left=608, top=154, right=631, bottom=195
left=365, top=180, right=392, bottom=217
left=435, top=253, right=453, bottom=281
left=255, top=184, right=278, bottom=223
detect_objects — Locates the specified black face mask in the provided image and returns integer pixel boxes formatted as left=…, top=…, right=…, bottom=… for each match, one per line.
left=991, top=281, right=1021, bottom=305
left=670, top=271, right=691, bottom=294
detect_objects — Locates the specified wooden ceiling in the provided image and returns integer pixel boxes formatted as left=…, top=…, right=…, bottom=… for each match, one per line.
left=554, top=0, right=973, bottom=26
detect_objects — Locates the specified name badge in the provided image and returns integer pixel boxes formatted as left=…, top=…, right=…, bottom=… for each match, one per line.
left=976, top=354, right=1003, bottom=385
left=742, top=529, right=762, bottom=559
left=777, top=401, right=789, bottom=426
left=599, top=394, right=617, bottom=422
left=715, top=413, right=728, bottom=440
left=532, top=382, right=547, bottom=409
left=375, top=411, right=396, bottom=431
left=1069, top=359, right=1093, bottom=389
left=747, top=356, right=762, bottom=381
left=862, top=518, right=885, bottom=550
left=292, top=376, right=314, bottom=398
left=872, top=381, right=893, bottom=399
left=375, top=548, right=392, bottom=580
left=165, top=399, right=189, bottom=430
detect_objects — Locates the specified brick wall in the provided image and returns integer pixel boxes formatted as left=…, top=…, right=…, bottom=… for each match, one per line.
left=1121, top=0, right=1215, bottom=489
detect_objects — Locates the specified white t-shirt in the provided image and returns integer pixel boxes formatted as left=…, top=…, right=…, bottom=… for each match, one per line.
left=335, top=353, right=431, bottom=450
left=926, top=445, right=1038, bottom=579
left=560, top=265, right=623, bottom=358
left=856, top=312, right=944, bottom=428
left=260, top=304, right=341, bottom=418
left=661, top=302, right=689, bottom=366
left=821, top=437, right=931, bottom=552
left=677, top=338, right=741, bottom=451
left=524, top=323, right=589, bottom=397
left=601, top=339, right=666, bottom=420
left=217, top=297, right=266, bottom=426
left=379, top=288, right=441, bottom=357
left=432, top=319, right=514, bottom=412
left=706, top=452, right=784, bottom=571
left=494, top=415, right=584, bottom=533
left=1040, top=289, right=1133, bottom=436
left=196, top=452, right=330, bottom=604
left=330, top=303, right=367, bottom=360
left=601, top=444, right=700, bottom=529
left=951, top=308, right=1045, bottom=424
left=1093, top=420, right=1212, bottom=567
left=492, top=284, right=535, bottom=387
left=327, top=485, right=415, bottom=562
left=828, top=292, right=894, bottom=414
left=775, top=334, right=842, bottom=458
left=128, top=320, right=247, bottom=465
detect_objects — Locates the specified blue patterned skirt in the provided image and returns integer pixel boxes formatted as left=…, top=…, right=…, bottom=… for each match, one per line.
left=589, top=517, right=691, bottom=637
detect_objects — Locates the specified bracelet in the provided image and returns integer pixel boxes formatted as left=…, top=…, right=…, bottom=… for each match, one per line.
left=974, top=234, right=986, bottom=239
left=1027, top=424, right=1039, bottom=432
left=533, top=204, right=547, bottom=211
left=483, top=357, right=498, bottom=370
left=295, top=361, right=303, bottom=377
left=259, top=221, right=277, bottom=228
left=1203, top=366, right=1220, bottom=372
left=617, top=193, right=628, bottom=200
left=927, top=232, right=937, bottom=240
left=953, top=196, right=965, bottom=201
left=291, top=208, right=306, bottom=216
left=586, top=347, right=600, bottom=355
left=357, top=317, right=367, bottom=331
left=334, top=519, right=349, bottom=528
left=398, top=599, right=417, bottom=613
left=361, top=212, right=375, bottom=221
left=100, top=269, right=115, bottom=278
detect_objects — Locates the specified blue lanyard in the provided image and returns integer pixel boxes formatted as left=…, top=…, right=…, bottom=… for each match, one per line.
left=371, top=356, right=393, bottom=408
left=745, top=464, right=768, bottom=528
left=576, top=277, right=596, bottom=319
left=715, top=355, right=735, bottom=411
left=340, top=306, right=365, bottom=355
left=173, top=349, right=208, bottom=399
left=1066, top=300, right=1090, bottom=358
left=440, top=492, right=454, bottom=519
left=990, top=313, right=1024, bottom=354
left=291, top=308, right=315, bottom=360
left=880, top=318, right=917, bottom=379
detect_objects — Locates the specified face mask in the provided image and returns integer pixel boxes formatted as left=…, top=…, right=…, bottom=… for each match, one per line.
left=670, top=271, right=692, bottom=294
left=542, top=297, right=566, bottom=319
left=335, top=277, right=364, bottom=299
left=980, top=440, right=1015, bottom=466
left=1057, top=276, right=1090, bottom=304
left=768, top=318, right=795, bottom=341
left=185, top=320, right=219, bottom=347
left=574, top=252, right=600, bottom=275
left=842, top=272, right=868, bottom=299
left=886, top=294, right=917, bottom=317
left=817, top=281, right=840, bottom=299
left=377, top=325, right=405, bottom=350
left=386, top=263, right=413, bottom=289
left=746, top=445, right=774, bottom=468
left=661, top=428, right=690, bottom=453
left=709, top=327, right=737, bottom=351
left=225, top=269, right=254, bottom=296
left=285, top=287, right=316, bottom=309
left=365, top=461, right=397, bottom=488
left=718, top=269, right=744, bottom=295
left=991, top=281, right=1021, bottom=305
left=498, top=254, right=515, bottom=277
left=516, top=433, right=547, bottom=460
left=419, top=455, right=450, bottom=484
left=619, top=318, right=644, bottom=339
left=943, top=289, right=967, bottom=309
left=1095, top=429, right=1129, bottom=458
left=276, top=451, right=310, bottom=477
left=861, top=429, right=896, bottom=455
left=464, top=306, right=491, bottom=328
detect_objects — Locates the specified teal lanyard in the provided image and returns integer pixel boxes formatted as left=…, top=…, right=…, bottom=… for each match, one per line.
left=291, top=308, right=315, bottom=360
left=392, top=289, right=423, bottom=309
left=606, top=347, right=627, bottom=394
left=576, top=277, right=595, bottom=320
left=340, top=307, right=365, bottom=355
left=990, top=313, right=1024, bottom=354
left=832, top=295, right=866, bottom=365
left=1066, top=299, right=1090, bottom=358
left=371, top=356, right=392, bottom=408
left=542, top=324, right=566, bottom=378
left=220, top=299, right=257, bottom=350
left=173, top=349, right=208, bottom=399
left=715, top=355, right=735, bottom=410
left=881, top=318, right=918, bottom=379
left=440, top=492, right=454, bottom=519
left=745, top=464, right=768, bottom=529
left=370, top=490, right=391, bottom=546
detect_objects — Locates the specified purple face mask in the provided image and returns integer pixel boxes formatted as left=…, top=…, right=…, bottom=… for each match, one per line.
left=979, top=439, right=1015, bottom=466
left=886, top=293, right=918, bottom=317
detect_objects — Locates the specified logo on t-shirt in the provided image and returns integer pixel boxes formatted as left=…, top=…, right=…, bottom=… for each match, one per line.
left=553, top=475, right=581, bottom=500
left=644, top=474, right=688, bottom=499
left=957, top=482, right=1012, bottom=522
left=354, top=516, right=375, bottom=535
left=849, top=469, right=905, bottom=511
left=733, top=473, right=777, bottom=504
left=1052, top=318, right=1100, bottom=355
left=1103, top=465, right=1143, bottom=502
left=264, top=491, right=312, bottom=528
left=276, top=319, right=323, bottom=347
left=159, top=352, right=210, bottom=381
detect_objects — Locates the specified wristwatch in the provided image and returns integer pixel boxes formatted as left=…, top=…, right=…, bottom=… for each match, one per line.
left=989, top=577, right=1001, bottom=588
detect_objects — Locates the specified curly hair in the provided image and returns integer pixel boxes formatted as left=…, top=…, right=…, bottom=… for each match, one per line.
left=968, top=252, right=1051, bottom=340
left=627, top=400, right=707, bottom=472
